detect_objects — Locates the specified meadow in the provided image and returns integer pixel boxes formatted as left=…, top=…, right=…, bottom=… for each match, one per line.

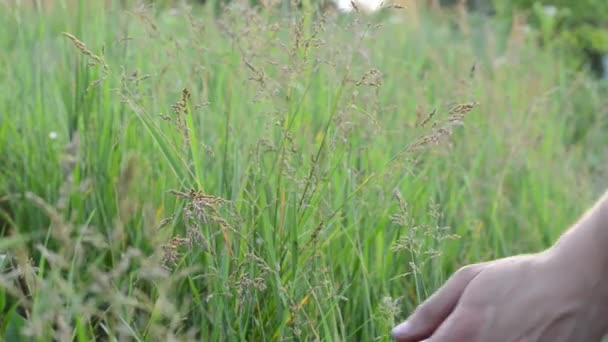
left=0, top=0, right=607, bottom=340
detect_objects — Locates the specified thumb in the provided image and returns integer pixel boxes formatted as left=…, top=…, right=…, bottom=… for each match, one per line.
left=391, top=262, right=488, bottom=342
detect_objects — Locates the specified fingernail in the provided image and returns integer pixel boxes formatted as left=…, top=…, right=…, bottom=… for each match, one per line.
left=391, top=321, right=412, bottom=338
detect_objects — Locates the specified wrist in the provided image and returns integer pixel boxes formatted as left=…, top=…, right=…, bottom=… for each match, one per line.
left=549, top=191, right=608, bottom=293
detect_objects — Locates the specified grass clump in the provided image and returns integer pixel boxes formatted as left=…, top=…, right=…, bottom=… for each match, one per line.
left=0, top=0, right=606, bottom=341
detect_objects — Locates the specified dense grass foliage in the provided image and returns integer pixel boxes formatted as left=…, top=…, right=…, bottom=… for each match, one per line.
left=0, top=1, right=606, bottom=340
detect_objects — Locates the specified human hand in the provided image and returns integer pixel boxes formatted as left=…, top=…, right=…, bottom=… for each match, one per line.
left=391, top=248, right=608, bottom=341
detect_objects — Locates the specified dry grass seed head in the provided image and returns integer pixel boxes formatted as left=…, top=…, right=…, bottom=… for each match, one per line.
left=62, top=32, right=109, bottom=71
left=62, top=32, right=109, bottom=90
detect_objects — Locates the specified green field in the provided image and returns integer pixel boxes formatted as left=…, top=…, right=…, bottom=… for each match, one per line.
left=1, top=1, right=607, bottom=340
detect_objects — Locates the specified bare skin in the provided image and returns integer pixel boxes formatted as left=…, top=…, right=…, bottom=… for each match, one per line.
left=392, top=190, right=608, bottom=342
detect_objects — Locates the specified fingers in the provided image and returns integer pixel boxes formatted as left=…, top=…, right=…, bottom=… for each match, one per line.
left=424, top=305, right=481, bottom=342
left=391, top=263, right=488, bottom=342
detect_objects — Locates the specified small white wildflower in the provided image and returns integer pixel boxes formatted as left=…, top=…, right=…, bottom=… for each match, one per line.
left=493, top=56, right=509, bottom=67
left=0, top=254, right=7, bottom=270
left=49, top=131, right=58, bottom=140
left=333, top=0, right=384, bottom=13
left=543, top=5, right=557, bottom=17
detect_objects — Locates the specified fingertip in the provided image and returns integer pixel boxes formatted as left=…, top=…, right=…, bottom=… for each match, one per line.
left=391, top=263, right=487, bottom=341
left=391, top=321, right=412, bottom=339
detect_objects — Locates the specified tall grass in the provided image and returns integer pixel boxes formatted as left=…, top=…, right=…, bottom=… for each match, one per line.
left=0, top=0, right=606, bottom=340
